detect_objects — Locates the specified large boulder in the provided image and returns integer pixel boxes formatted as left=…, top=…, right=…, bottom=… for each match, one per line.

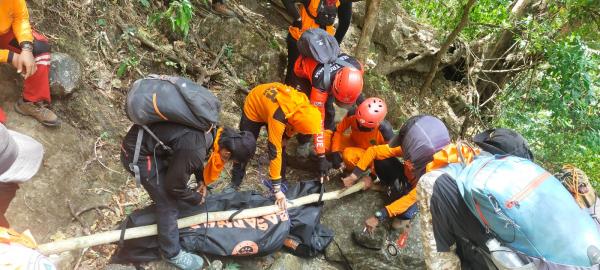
left=321, top=181, right=425, bottom=270
left=49, top=52, right=82, bottom=97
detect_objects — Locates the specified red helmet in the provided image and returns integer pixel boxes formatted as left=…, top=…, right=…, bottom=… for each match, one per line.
left=332, top=67, right=363, bottom=106
left=356, top=97, right=387, bottom=129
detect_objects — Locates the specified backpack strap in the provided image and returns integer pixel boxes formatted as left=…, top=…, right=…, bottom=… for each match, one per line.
left=141, top=125, right=173, bottom=154
left=129, top=128, right=144, bottom=188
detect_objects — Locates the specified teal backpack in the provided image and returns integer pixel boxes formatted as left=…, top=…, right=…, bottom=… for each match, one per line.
left=438, top=154, right=600, bottom=267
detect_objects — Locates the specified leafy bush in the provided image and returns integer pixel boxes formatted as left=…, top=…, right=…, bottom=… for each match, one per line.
left=149, top=0, right=194, bottom=38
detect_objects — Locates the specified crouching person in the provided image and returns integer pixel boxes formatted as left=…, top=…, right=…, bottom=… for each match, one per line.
left=342, top=115, right=452, bottom=232
left=231, top=82, right=323, bottom=209
left=120, top=123, right=256, bottom=270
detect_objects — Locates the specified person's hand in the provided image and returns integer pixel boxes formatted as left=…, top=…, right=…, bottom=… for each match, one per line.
left=274, top=191, right=288, bottom=210
left=364, top=216, right=380, bottom=234
left=342, top=173, right=358, bottom=188
left=197, top=183, right=207, bottom=204
left=331, top=152, right=343, bottom=170
left=14, top=50, right=36, bottom=79
left=361, top=175, right=373, bottom=190
left=292, top=18, right=302, bottom=28
left=318, top=155, right=331, bottom=182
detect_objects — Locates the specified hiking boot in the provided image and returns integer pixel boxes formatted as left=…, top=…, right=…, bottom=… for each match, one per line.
left=167, top=250, right=204, bottom=270
left=14, top=100, right=61, bottom=127
left=212, top=2, right=235, bottom=17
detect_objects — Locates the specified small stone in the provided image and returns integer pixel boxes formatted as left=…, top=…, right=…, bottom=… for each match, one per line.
left=49, top=52, right=82, bottom=97
left=207, top=259, right=224, bottom=270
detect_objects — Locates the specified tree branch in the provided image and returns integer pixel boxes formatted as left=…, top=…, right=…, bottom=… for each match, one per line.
left=420, top=0, right=478, bottom=95
left=355, top=0, right=382, bottom=63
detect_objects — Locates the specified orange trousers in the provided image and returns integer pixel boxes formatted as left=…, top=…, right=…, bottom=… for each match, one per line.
left=323, top=131, right=374, bottom=172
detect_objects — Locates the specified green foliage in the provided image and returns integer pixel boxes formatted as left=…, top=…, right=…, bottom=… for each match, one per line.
left=116, top=56, right=140, bottom=78
left=138, top=0, right=150, bottom=8
left=224, top=263, right=241, bottom=270
left=496, top=37, right=600, bottom=189
left=149, top=0, right=194, bottom=38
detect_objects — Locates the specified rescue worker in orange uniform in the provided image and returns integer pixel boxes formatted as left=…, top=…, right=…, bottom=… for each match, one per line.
left=342, top=115, right=452, bottom=233
left=283, top=0, right=354, bottom=87
left=329, top=97, right=394, bottom=175
left=231, top=83, right=323, bottom=209
left=292, top=51, right=364, bottom=160
left=0, top=0, right=60, bottom=126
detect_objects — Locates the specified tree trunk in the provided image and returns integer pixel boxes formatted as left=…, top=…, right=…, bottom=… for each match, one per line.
left=355, top=0, right=382, bottom=64
left=420, top=0, right=478, bottom=95
left=475, top=0, right=532, bottom=108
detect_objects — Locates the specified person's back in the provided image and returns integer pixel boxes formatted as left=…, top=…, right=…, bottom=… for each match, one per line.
left=122, top=122, right=208, bottom=158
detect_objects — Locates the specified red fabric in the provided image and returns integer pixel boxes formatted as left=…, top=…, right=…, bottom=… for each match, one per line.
left=0, top=29, right=51, bottom=104
left=0, top=108, right=5, bottom=123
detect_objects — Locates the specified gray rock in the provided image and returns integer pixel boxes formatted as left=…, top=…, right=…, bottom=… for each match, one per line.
left=105, top=264, right=137, bottom=270
left=321, top=181, right=425, bottom=270
left=207, top=259, right=224, bottom=270
left=49, top=52, right=82, bottom=97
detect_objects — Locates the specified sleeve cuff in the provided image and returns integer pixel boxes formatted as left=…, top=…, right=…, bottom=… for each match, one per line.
left=377, top=208, right=389, bottom=221
left=7, top=52, right=14, bottom=63
left=352, top=167, right=367, bottom=176
left=19, top=41, right=33, bottom=48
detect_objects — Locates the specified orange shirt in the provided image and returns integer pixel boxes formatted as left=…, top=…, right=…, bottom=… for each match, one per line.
left=243, top=83, right=322, bottom=181
left=288, top=0, right=340, bottom=40
left=0, top=0, right=33, bottom=63
left=331, top=113, right=393, bottom=152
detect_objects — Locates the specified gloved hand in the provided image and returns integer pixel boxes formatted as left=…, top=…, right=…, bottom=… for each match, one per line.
left=318, top=155, right=331, bottom=181
left=292, top=18, right=302, bottom=28
left=331, top=152, right=343, bottom=170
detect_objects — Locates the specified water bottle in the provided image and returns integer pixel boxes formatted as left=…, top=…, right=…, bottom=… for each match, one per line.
left=486, top=238, right=525, bottom=268
left=589, top=245, right=600, bottom=265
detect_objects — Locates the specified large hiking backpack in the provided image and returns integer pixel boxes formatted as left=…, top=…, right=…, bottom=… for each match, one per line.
left=125, top=75, right=220, bottom=186
left=296, top=28, right=353, bottom=89
left=438, top=155, right=600, bottom=268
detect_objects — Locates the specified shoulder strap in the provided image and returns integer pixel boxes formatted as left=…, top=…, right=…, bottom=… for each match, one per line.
left=140, top=125, right=173, bottom=154
left=129, top=128, right=144, bottom=188
left=323, top=63, right=332, bottom=90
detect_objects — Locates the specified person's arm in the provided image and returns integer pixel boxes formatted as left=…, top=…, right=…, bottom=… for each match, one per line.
left=385, top=188, right=417, bottom=217
left=12, top=0, right=34, bottom=46
left=334, top=0, right=353, bottom=44
left=352, top=145, right=402, bottom=175
left=282, top=0, right=302, bottom=22
left=164, top=148, right=206, bottom=205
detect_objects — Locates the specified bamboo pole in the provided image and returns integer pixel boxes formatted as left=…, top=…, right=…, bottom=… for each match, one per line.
left=37, top=181, right=366, bottom=255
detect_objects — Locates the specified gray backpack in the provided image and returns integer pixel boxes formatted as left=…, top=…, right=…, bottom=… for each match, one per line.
left=296, top=28, right=352, bottom=89
left=125, top=75, right=220, bottom=186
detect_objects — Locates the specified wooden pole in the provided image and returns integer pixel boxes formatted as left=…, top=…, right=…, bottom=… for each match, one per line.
left=37, top=181, right=366, bottom=255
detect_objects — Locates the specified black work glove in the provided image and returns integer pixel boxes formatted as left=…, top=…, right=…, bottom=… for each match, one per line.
left=292, top=18, right=302, bottom=28
left=331, top=152, right=343, bottom=170
left=318, top=155, right=331, bottom=180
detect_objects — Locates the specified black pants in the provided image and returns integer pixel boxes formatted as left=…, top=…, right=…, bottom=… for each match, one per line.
left=0, top=182, right=19, bottom=228
left=231, top=113, right=287, bottom=188
left=121, top=151, right=180, bottom=259
left=373, top=157, right=418, bottom=219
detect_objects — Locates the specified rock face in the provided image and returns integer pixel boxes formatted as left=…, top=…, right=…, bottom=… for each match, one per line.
left=198, top=14, right=285, bottom=86
left=49, top=52, right=82, bottom=97
left=321, top=181, right=425, bottom=270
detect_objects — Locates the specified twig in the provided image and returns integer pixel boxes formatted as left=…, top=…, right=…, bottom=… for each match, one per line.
left=210, top=45, right=227, bottom=71
left=479, top=65, right=531, bottom=73
left=73, top=247, right=89, bottom=270
left=71, top=205, right=112, bottom=222
left=93, top=137, right=122, bottom=175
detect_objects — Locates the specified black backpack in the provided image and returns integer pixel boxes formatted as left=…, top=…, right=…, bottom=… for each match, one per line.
left=296, top=29, right=353, bottom=89
left=304, top=0, right=338, bottom=28
left=125, top=75, right=220, bottom=186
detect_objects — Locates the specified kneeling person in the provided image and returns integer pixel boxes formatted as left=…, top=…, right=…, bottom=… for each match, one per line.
left=121, top=123, right=256, bottom=270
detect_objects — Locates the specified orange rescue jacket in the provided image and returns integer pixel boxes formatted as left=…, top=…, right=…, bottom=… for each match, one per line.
left=243, top=83, right=322, bottom=181
left=288, top=0, right=340, bottom=40
left=331, top=111, right=394, bottom=152
left=0, top=0, right=33, bottom=63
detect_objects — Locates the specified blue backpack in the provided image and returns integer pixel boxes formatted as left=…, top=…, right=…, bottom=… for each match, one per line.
left=438, top=154, right=600, bottom=267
